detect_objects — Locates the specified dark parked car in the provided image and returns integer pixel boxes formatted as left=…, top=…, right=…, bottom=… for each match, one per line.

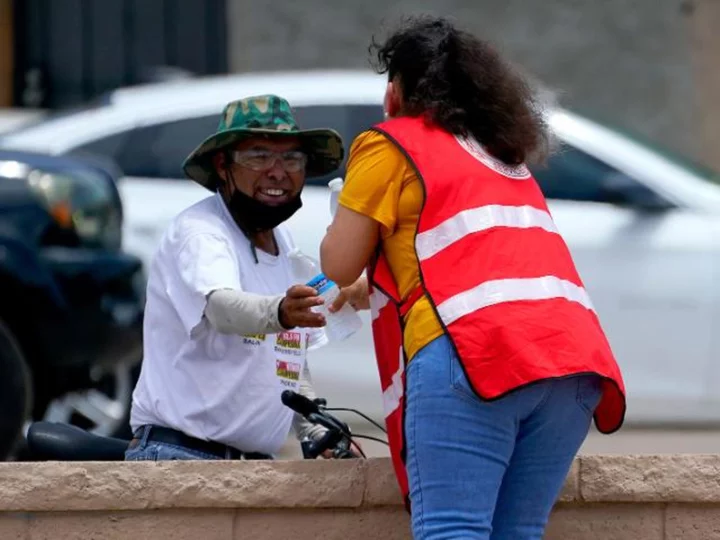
left=0, top=150, right=144, bottom=460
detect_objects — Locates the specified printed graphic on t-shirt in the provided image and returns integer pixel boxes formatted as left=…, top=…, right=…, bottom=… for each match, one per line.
left=243, top=333, right=266, bottom=345
left=275, top=331, right=303, bottom=356
left=276, top=360, right=301, bottom=387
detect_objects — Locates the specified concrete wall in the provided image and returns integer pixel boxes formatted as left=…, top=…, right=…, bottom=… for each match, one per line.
left=228, top=0, right=720, bottom=171
left=3, top=456, right=720, bottom=539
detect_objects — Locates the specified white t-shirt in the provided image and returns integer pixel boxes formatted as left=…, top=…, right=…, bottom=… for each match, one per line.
left=129, top=193, right=327, bottom=455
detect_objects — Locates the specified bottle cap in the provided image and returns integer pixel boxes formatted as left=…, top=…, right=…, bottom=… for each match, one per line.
left=328, top=177, right=344, bottom=191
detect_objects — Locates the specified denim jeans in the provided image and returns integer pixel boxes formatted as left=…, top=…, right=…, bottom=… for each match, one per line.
left=404, top=334, right=602, bottom=540
left=124, top=426, right=224, bottom=461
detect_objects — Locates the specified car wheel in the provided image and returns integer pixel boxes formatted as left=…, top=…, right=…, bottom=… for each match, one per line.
left=0, top=318, right=33, bottom=461
left=41, top=357, right=140, bottom=440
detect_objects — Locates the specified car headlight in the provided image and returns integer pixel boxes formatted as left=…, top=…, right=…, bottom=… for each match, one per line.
left=26, top=167, right=122, bottom=251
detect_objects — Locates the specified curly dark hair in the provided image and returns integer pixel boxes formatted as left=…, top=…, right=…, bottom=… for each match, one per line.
left=370, top=15, right=549, bottom=166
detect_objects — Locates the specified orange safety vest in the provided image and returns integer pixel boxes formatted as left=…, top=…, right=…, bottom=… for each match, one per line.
left=366, top=116, right=627, bottom=512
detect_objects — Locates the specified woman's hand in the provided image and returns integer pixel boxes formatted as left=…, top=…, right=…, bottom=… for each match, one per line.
left=328, top=276, right=370, bottom=313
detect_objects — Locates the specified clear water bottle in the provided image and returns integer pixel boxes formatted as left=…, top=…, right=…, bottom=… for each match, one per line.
left=288, top=248, right=362, bottom=342
left=328, top=177, right=344, bottom=217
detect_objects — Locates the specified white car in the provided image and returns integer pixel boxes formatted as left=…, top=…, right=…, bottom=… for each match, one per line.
left=3, top=69, right=720, bottom=428
left=0, top=108, right=46, bottom=135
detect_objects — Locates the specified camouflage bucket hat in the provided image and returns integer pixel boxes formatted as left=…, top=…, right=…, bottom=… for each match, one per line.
left=182, top=94, right=345, bottom=191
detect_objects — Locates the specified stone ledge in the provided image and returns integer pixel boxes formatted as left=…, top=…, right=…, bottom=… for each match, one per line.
left=3, top=455, right=720, bottom=513
left=0, top=460, right=369, bottom=512
left=580, top=454, right=720, bottom=503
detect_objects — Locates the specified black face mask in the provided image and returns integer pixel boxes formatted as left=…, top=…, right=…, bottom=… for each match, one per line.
left=224, top=184, right=303, bottom=235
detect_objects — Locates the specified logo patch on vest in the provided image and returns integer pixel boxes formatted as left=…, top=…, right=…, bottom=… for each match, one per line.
left=455, top=135, right=531, bottom=180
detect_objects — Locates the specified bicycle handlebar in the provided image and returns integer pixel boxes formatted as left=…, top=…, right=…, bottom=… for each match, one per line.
left=281, top=390, right=364, bottom=459
left=300, top=428, right=356, bottom=459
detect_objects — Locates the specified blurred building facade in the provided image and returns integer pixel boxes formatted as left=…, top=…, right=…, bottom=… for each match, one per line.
left=228, top=0, right=720, bottom=172
left=1, top=0, right=718, bottom=171
left=5, top=0, right=227, bottom=109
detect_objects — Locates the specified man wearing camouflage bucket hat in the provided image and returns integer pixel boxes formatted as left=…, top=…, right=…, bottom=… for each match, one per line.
left=125, top=95, right=351, bottom=461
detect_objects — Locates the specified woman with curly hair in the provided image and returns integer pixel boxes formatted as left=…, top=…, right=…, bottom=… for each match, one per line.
left=320, top=15, right=626, bottom=539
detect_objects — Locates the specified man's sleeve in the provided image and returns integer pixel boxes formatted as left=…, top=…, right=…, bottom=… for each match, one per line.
left=165, top=232, right=243, bottom=337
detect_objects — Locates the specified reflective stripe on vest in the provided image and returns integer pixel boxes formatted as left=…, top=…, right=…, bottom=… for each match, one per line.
left=367, top=278, right=410, bottom=510
left=415, top=204, right=558, bottom=260
left=370, top=288, right=404, bottom=417
left=382, top=358, right=404, bottom=418
left=414, top=202, right=596, bottom=325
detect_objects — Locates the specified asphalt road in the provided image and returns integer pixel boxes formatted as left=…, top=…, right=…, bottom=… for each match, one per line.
left=277, top=424, right=720, bottom=460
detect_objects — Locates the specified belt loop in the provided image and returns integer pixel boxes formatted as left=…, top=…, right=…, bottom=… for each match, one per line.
left=139, top=425, right=152, bottom=447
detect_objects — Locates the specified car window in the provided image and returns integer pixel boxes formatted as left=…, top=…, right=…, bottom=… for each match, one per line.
left=120, top=115, right=220, bottom=179
left=291, top=104, right=385, bottom=186
left=73, top=131, right=131, bottom=166
left=529, top=144, right=671, bottom=208
left=73, top=116, right=218, bottom=179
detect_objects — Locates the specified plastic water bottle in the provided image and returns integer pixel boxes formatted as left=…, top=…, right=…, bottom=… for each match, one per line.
left=328, top=177, right=344, bottom=217
left=288, top=248, right=362, bottom=342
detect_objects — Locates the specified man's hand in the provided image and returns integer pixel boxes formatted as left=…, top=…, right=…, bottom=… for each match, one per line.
left=328, top=276, right=370, bottom=313
left=279, top=285, right=326, bottom=328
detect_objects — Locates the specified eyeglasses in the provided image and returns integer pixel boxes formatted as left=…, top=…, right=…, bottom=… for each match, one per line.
left=231, top=149, right=308, bottom=173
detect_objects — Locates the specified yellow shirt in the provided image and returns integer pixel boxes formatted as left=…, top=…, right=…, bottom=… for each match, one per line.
left=338, top=130, right=444, bottom=361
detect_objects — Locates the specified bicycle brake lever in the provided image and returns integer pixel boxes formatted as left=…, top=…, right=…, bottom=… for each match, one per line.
left=308, top=412, right=349, bottom=436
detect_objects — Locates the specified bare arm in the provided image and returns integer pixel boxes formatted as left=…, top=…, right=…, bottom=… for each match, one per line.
left=320, top=205, right=380, bottom=288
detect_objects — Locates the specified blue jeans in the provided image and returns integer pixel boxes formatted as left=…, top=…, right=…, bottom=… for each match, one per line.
left=404, top=335, right=602, bottom=539
left=124, top=426, right=224, bottom=461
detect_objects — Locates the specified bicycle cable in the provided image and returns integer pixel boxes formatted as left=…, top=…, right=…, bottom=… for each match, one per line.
left=322, top=407, right=387, bottom=434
